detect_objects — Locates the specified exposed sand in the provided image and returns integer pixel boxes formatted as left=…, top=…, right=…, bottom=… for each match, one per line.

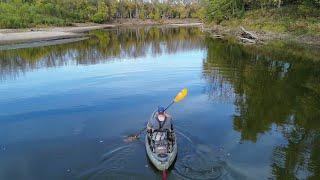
left=0, top=37, right=89, bottom=51
left=47, top=24, right=115, bottom=33
left=0, top=21, right=202, bottom=46
left=0, top=24, right=115, bottom=45
left=0, top=31, right=81, bottom=45
left=166, top=23, right=203, bottom=27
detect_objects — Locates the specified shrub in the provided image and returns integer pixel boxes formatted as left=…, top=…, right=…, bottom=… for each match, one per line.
left=91, top=12, right=105, bottom=23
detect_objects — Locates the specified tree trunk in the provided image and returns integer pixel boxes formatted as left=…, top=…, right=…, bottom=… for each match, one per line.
left=278, top=0, right=281, bottom=8
left=136, top=7, right=138, bottom=18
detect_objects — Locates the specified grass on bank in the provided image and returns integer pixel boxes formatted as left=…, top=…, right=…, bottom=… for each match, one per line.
left=220, top=5, right=320, bottom=36
left=0, top=2, right=70, bottom=28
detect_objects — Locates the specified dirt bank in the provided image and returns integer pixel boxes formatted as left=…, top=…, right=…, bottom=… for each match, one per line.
left=113, top=18, right=201, bottom=26
left=202, top=24, right=320, bottom=46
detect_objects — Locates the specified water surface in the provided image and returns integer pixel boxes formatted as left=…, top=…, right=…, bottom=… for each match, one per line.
left=0, top=26, right=319, bottom=179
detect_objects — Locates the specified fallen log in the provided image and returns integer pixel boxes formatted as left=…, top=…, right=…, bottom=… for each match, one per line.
left=211, top=34, right=224, bottom=39
left=240, top=26, right=258, bottom=40
left=239, top=37, right=256, bottom=44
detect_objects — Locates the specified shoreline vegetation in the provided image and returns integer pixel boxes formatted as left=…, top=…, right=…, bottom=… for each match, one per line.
left=202, top=10, right=320, bottom=46
left=202, top=23, right=320, bottom=46
left=201, top=1, right=320, bottom=46
left=0, top=0, right=319, bottom=47
left=0, top=0, right=203, bottom=45
left=0, top=0, right=204, bottom=29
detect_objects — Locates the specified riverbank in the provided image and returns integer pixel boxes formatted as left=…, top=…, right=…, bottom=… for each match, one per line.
left=202, top=6, right=320, bottom=46
left=202, top=24, right=320, bottom=46
left=0, top=19, right=202, bottom=45
left=202, top=25, right=320, bottom=62
left=0, top=24, right=116, bottom=45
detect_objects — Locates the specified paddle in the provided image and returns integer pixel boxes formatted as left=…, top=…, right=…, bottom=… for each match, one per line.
left=164, top=88, right=188, bottom=111
left=125, top=88, right=188, bottom=142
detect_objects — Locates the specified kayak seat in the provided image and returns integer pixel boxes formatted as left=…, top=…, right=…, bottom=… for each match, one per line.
left=148, top=130, right=175, bottom=153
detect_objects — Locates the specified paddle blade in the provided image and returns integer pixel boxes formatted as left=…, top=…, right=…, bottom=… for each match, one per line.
left=174, top=88, right=188, bottom=103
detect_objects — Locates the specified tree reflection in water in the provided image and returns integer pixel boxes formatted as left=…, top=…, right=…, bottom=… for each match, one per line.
left=0, top=27, right=204, bottom=81
left=203, top=38, right=320, bottom=179
left=1, top=26, right=320, bottom=179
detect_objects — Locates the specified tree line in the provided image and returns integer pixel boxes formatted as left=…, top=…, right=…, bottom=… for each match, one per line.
left=1, top=0, right=319, bottom=28
left=204, top=0, right=320, bottom=23
left=0, top=0, right=204, bottom=28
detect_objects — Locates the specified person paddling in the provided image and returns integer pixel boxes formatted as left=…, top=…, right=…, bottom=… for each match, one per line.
left=125, top=88, right=188, bottom=143
left=125, top=88, right=188, bottom=180
left=147, top=106, right=172, bottom=134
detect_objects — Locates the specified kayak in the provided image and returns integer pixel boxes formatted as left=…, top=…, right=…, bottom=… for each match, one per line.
left=145, top=111, right=177, bottom=171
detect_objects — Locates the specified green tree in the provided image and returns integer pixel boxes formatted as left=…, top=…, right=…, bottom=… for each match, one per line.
left=206, top=0, right=244, bottom=23
left=0, top=0, right=204, bottom=28
left=91, top=1, right=108, bottom=23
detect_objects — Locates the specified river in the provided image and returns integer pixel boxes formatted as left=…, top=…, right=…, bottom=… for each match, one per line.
left=0, top=26, right=319, bottom=179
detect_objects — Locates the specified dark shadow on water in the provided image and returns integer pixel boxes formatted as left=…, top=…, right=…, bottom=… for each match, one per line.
left=203, top=37, right=320, bottom=179
left=173, top=129, right=246, bottom=180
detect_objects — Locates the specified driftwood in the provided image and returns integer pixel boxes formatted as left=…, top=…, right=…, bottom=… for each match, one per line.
left=238, top=26, right=259, bottom=44
left=204, top=25, right=264, bottom=45
left=201, top=25, right=225, bottom=40
left=211, top=34, right=224, bottom=39
left=240, top=26, right=258, bottom=40
left=239, top=37, right=256, bottom=44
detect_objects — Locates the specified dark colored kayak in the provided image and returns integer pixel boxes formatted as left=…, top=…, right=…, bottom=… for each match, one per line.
left=145, top=112, right=177, bottom=171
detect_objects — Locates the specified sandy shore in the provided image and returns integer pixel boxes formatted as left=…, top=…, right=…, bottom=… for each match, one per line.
left=0, top=24, right=115, bottom=45
left=166, top=23, right=203, bottom=27
left=0, top=20, right=202, bottom=46
left=0, top=32, right=81, bottom=45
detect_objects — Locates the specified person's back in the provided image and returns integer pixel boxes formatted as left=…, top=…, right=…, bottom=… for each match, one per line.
left=147, top=107, right=172, bottom=133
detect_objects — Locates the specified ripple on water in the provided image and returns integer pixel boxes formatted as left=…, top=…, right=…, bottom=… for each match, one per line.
left=173, top=130, right=230, bottom=180
left=78, top=131, right=240, bottom=180
left=78, top=143, right=145, bottom=179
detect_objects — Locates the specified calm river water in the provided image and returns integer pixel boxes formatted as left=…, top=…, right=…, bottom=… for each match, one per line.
left=0, top=27, right=319, bottom=179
